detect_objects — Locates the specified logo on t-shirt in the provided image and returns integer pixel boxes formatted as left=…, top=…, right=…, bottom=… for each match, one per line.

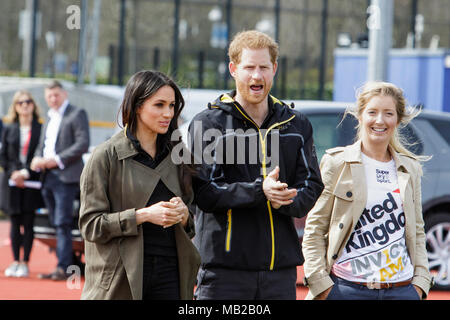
left=376, top=169, right=391, bottom=183
left=333, top=190, right=413, bottom=283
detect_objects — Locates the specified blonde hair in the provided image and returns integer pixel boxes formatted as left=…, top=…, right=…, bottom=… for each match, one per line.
left=344, top=81, right=430, bottom=162
left=228, top=30, right=279, bottom=65
left=4, top=90, right=41, bottom=123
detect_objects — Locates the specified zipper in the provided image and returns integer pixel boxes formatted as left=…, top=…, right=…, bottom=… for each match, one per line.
left=225, top=209, right=232, bottom=252
left=232, top=103, right=295, bottom=270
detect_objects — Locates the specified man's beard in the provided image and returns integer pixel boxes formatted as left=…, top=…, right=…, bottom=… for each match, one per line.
left=236, top=81, right=272, bottom=105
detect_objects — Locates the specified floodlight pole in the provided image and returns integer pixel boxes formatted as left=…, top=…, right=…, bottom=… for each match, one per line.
left=77, top=0, right=88, bottom=85
left=118, top=0, right=126, bottom=86
left=172, top=0, right=180, bottom=79
left=367, top=0, right=393, bottom=81
left=29, top=0, right=38, bottom=77
left=318, top=0, right=328, bottom=100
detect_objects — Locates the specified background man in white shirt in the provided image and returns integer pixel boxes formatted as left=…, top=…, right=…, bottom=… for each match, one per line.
left=31, top=81, right=89, bottom=280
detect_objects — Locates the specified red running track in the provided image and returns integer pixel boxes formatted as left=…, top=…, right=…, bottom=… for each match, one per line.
left=0, top=220, right=447, bottom=300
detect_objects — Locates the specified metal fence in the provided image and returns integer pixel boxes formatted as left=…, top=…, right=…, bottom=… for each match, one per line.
left=0, top=0, right=448, bottom=100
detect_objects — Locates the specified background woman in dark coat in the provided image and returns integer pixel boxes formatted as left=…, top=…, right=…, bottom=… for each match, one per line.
left=1, top=90, right=44, bottom=278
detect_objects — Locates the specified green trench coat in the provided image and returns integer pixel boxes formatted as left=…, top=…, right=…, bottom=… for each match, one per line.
left=79, top=130, right=201, bottom=300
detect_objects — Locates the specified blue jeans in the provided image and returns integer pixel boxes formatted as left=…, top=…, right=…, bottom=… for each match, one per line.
left=327, top=274, right=421, bottom=300
left=41, top=171, right=78, bottom=272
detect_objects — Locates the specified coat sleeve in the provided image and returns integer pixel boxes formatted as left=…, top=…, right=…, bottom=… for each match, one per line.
left=0, top=126, right=20, bottom=178
left=302, top=153, right=337, bottom=298
left=185, top=203, right=196, bottom=239
left=410, top=163, right=433, bottom=298
left=189, top=115, right=266, bottom=213
left=0, top=126, right=9, bottom=172
left=79, top=146, right=138, bottom=244
left=273, top=119, right=324, bottom=218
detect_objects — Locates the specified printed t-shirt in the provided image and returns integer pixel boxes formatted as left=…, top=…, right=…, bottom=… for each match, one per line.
left=332, top=152, right=414, bottom=283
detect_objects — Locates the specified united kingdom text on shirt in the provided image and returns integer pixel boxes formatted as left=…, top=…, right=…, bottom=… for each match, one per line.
left=332, top=153, right=414, bottom=283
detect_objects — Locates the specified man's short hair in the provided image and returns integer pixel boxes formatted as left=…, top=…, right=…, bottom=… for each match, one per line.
left=46, top=80, right=64, bottom=90
left=228, top=30, right=279, bottom=65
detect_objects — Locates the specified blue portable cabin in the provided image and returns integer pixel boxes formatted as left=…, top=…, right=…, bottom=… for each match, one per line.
left=333, top=48, right=450, bottom=112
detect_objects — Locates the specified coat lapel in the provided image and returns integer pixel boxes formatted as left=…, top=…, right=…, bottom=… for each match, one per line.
left=55, top=104, right=72, bottom=146
left=10, top=122, right=20, bottom=159
left=349, top=162, right=367, bottom=228
left=390, top=147, right=413, bottom=243
left=343, top=141, right=368, bottom=228
left=27, top=120, right=41, bottom=164
left=121, top=159, right=161, bottom=210
left=397, top=171, right=410, bottom=207
left=390, top=145, right=411, bottom=207
left=157, top=156, right=183, bottom=198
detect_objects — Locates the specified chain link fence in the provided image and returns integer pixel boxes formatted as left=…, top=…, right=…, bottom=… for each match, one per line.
left=0, top=0, right=448, bottom=100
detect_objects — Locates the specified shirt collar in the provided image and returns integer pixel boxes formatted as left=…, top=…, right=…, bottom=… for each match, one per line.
left=125, top=126, right=169, bottom=164
left=48, top=100, right=69, bottom=118
left=344, top=139, right=412, bottom=172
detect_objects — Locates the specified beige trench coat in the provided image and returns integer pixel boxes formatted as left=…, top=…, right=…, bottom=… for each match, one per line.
left=79, top=130, right=201, bottom=300
left=302, top=140, right=432, bottom=299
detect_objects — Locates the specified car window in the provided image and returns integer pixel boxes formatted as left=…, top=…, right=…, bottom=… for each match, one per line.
left=308, top=113, right=357, bottom=161
left=427, top=118, right=450, bottom=146
left=399, top=123, right=424, bottom=155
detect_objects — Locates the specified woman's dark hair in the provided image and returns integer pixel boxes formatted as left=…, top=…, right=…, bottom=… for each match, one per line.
left=119, top=70, right=194, bottom=195
left=120, top=70, right=183, bottom=137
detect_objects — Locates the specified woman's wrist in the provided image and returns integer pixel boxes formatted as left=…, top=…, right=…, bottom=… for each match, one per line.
left=135, top=208, right=149, bottom=225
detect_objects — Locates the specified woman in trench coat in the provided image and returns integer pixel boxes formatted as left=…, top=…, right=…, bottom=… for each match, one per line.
left=79, top=70, right=200, bottom=300
left=302, top=81, right=433, bottom=300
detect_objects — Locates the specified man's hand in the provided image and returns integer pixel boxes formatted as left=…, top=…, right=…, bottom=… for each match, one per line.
left=31, top=157, right=58, bottom=171
left=263, top=166, right=297, bottom=209
left=30, top=157, right=46, bottom=172
left=44, top=158, right=58, bottom=169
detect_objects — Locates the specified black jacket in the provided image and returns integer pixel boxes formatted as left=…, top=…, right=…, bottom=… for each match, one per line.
left=0, top=119, right=44, bottom=214
left=189, top=92, right=324, bottom=271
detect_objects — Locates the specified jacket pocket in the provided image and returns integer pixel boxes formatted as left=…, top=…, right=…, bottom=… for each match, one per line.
left=331, top=181, right=354, bottom=222
left=332, top=181, right=354, bottom=201
left=225, top=209, right=232, bottom=252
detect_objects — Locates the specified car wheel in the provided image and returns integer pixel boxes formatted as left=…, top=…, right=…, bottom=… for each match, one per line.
left=425, top=212, right=450, bottom=290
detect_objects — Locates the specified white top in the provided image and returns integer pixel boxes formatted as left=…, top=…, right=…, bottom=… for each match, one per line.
left=43, top=100, right=69, bottom=169
left=332, top=152, right=414, bottom=283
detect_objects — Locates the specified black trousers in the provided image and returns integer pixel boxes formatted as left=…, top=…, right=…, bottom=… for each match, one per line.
left=142, top=255, right=180, bottom=300
left=10, top=213, right=34, bottom=262
left=195, top=266, right=297, bottom=300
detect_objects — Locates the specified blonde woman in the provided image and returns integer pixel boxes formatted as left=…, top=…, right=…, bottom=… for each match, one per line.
left=302, top=81, right=433, bottom=300
left=1, top=90, right=44, bottom=277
